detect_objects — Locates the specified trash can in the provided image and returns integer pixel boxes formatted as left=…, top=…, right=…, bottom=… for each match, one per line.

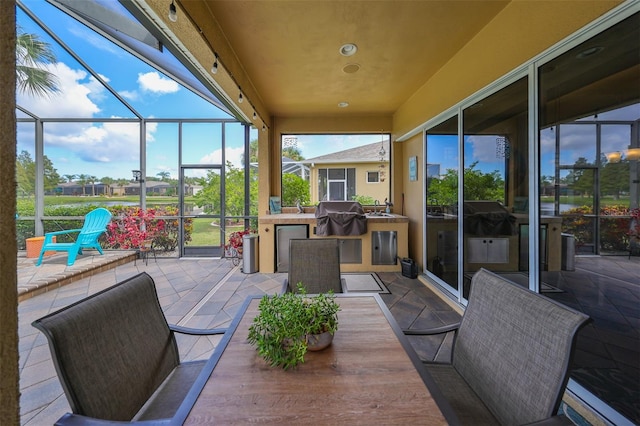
left=242, top=234, right=259, bottom=273
left=561, top=233, right=575, bottom=271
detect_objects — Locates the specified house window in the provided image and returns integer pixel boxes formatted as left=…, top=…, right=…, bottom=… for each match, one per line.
left=367, top=171, right=380, bottom=183
left=318, top=168, right=356, bottom=201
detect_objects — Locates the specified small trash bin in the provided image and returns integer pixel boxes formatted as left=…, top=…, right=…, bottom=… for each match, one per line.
left=242, top=234, right=259, bottom=273
left=561, top=233, right=575, bottom=271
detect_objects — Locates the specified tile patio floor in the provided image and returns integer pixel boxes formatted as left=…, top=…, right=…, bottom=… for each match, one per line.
left=18, top=252, right=459, bottom=425
left=16, top=251, right=639, bottom=424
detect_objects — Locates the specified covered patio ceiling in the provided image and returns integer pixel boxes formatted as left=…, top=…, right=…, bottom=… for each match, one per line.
left=123, top=0, right=510, bottom=122
left=190, top=0, right=510, bottom=117
left=121, top=1, right=634, bottom=130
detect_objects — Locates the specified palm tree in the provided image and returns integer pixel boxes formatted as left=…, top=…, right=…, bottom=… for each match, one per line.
left=101, top=177, right=115, bottom=196
left=16, top=27, right=59, bottom=98
left=157, top=171, right=170, bottom=181
left=77, top=174, right=88, bottom=196
left=88, top=175, right=97, bottom=196
left=116, top=178, right=130, bottom=196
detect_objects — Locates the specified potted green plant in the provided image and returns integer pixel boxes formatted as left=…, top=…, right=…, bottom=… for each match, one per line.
left=247, top=284, right=340, bottom=370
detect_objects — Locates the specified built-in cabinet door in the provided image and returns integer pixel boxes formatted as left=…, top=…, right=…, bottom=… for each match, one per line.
left=467, top=238, right=509, bottom=263
left=275, top=225, right=307, bottom=272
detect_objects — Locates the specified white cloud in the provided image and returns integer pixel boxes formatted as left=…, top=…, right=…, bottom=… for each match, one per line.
left=68, top=26, right=124, bottom=58
left=137, top=72, right=179, bottom=94
left=17, top=62, right=101, bottom=118
left=45, top=121, right=141, bottom=163
left=200, top=146, right=244, bottom=168
left=85, top=74, right=109, bottom=103
left=466, top=135, right=505, bottom=164
left=119, top=90, right=139, bottom=101
left=151, top=164, right=176, bottom=179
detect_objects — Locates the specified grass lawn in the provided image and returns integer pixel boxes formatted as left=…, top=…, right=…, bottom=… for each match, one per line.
left=188, top=218, right=245, bottom=246
left=540, top=195, right=631, bottom=208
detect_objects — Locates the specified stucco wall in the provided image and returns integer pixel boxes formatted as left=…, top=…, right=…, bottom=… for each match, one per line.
left=393, top=1, right=623, bottom=138
left=397, top=134, right=424, bottom=265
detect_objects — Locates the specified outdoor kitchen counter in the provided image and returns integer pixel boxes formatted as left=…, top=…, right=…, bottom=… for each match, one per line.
left=259, top=213, right=409, bottom=224
left=258, top=213, right=409, bottom=273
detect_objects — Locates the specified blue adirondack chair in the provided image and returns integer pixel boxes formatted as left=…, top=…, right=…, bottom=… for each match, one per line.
left=36, top=208, right=113, bottom=266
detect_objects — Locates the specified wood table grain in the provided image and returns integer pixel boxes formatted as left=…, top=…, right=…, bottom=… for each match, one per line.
left=178, top=294, right=456, bottom=425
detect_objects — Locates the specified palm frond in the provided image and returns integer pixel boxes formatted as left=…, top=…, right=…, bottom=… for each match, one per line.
left=16, top=29, right=59, bottom=97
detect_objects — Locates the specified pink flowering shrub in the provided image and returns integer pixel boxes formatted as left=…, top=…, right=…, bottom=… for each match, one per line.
left=105, top=206, right=190, bottom=252
left=224, top=228, right=255, bottom=256
left=562, top=205, right=640, bottom=252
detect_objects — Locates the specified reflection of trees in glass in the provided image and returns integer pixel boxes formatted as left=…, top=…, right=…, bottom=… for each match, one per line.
left=561, top=157, right=593, bottom=197
left=427, top=168, right=458, bottom=206
left=428, top=162, right=504, bottom=205
left=561, top=156, right=631, bottom=200
left=464, top=162, right=504, bottom=202
left=600, top=156, right=630, bottom=200
left=540, top=175, right=555, bottom=196
left=282, top=173, right=310, bottom=206
left=16, top=150, right=60, bottom=196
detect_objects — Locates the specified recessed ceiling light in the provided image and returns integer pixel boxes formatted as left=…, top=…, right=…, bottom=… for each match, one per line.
left=339, top=43, right=357, bottom=56
left=342, top=63, right=360, bottom=74
left=338, top=102, right=349, bottom=108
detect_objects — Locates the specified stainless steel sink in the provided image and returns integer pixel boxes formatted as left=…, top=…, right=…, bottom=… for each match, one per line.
left=366, top=212, right=394, bottom=217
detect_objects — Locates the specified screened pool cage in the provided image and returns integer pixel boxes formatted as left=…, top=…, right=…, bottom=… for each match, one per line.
left=16, top=0, right=258, bottom=258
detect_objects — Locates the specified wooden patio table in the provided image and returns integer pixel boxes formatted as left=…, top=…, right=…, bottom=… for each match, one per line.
left=174, top=294, right=458, bottom=425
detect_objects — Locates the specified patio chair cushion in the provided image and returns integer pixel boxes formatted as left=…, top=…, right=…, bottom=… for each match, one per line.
left=32, top=272, right=202, bottom=422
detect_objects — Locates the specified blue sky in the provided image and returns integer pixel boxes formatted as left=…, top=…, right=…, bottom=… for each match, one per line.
left=16, top=0, right=246, bottom=182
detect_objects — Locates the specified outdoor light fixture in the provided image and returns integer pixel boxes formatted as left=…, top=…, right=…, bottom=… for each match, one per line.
left=605, top=152, right=622, bottom=163
left=262, top=124, right=266, bottom=132
left=378, top=133, right=386, bottom=161
left=627, top=148, right=640, bottom=161
left=604, top=148, right=640, bottom=162
left=132, top=170, right=143, bottom=182
left=168, top=1, right=177, bottom=22
left=253, top=111, right=257, bottom=120
left=211, top=54, right=218, bottom=74
left=238, top=89, right=243, bottom=103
